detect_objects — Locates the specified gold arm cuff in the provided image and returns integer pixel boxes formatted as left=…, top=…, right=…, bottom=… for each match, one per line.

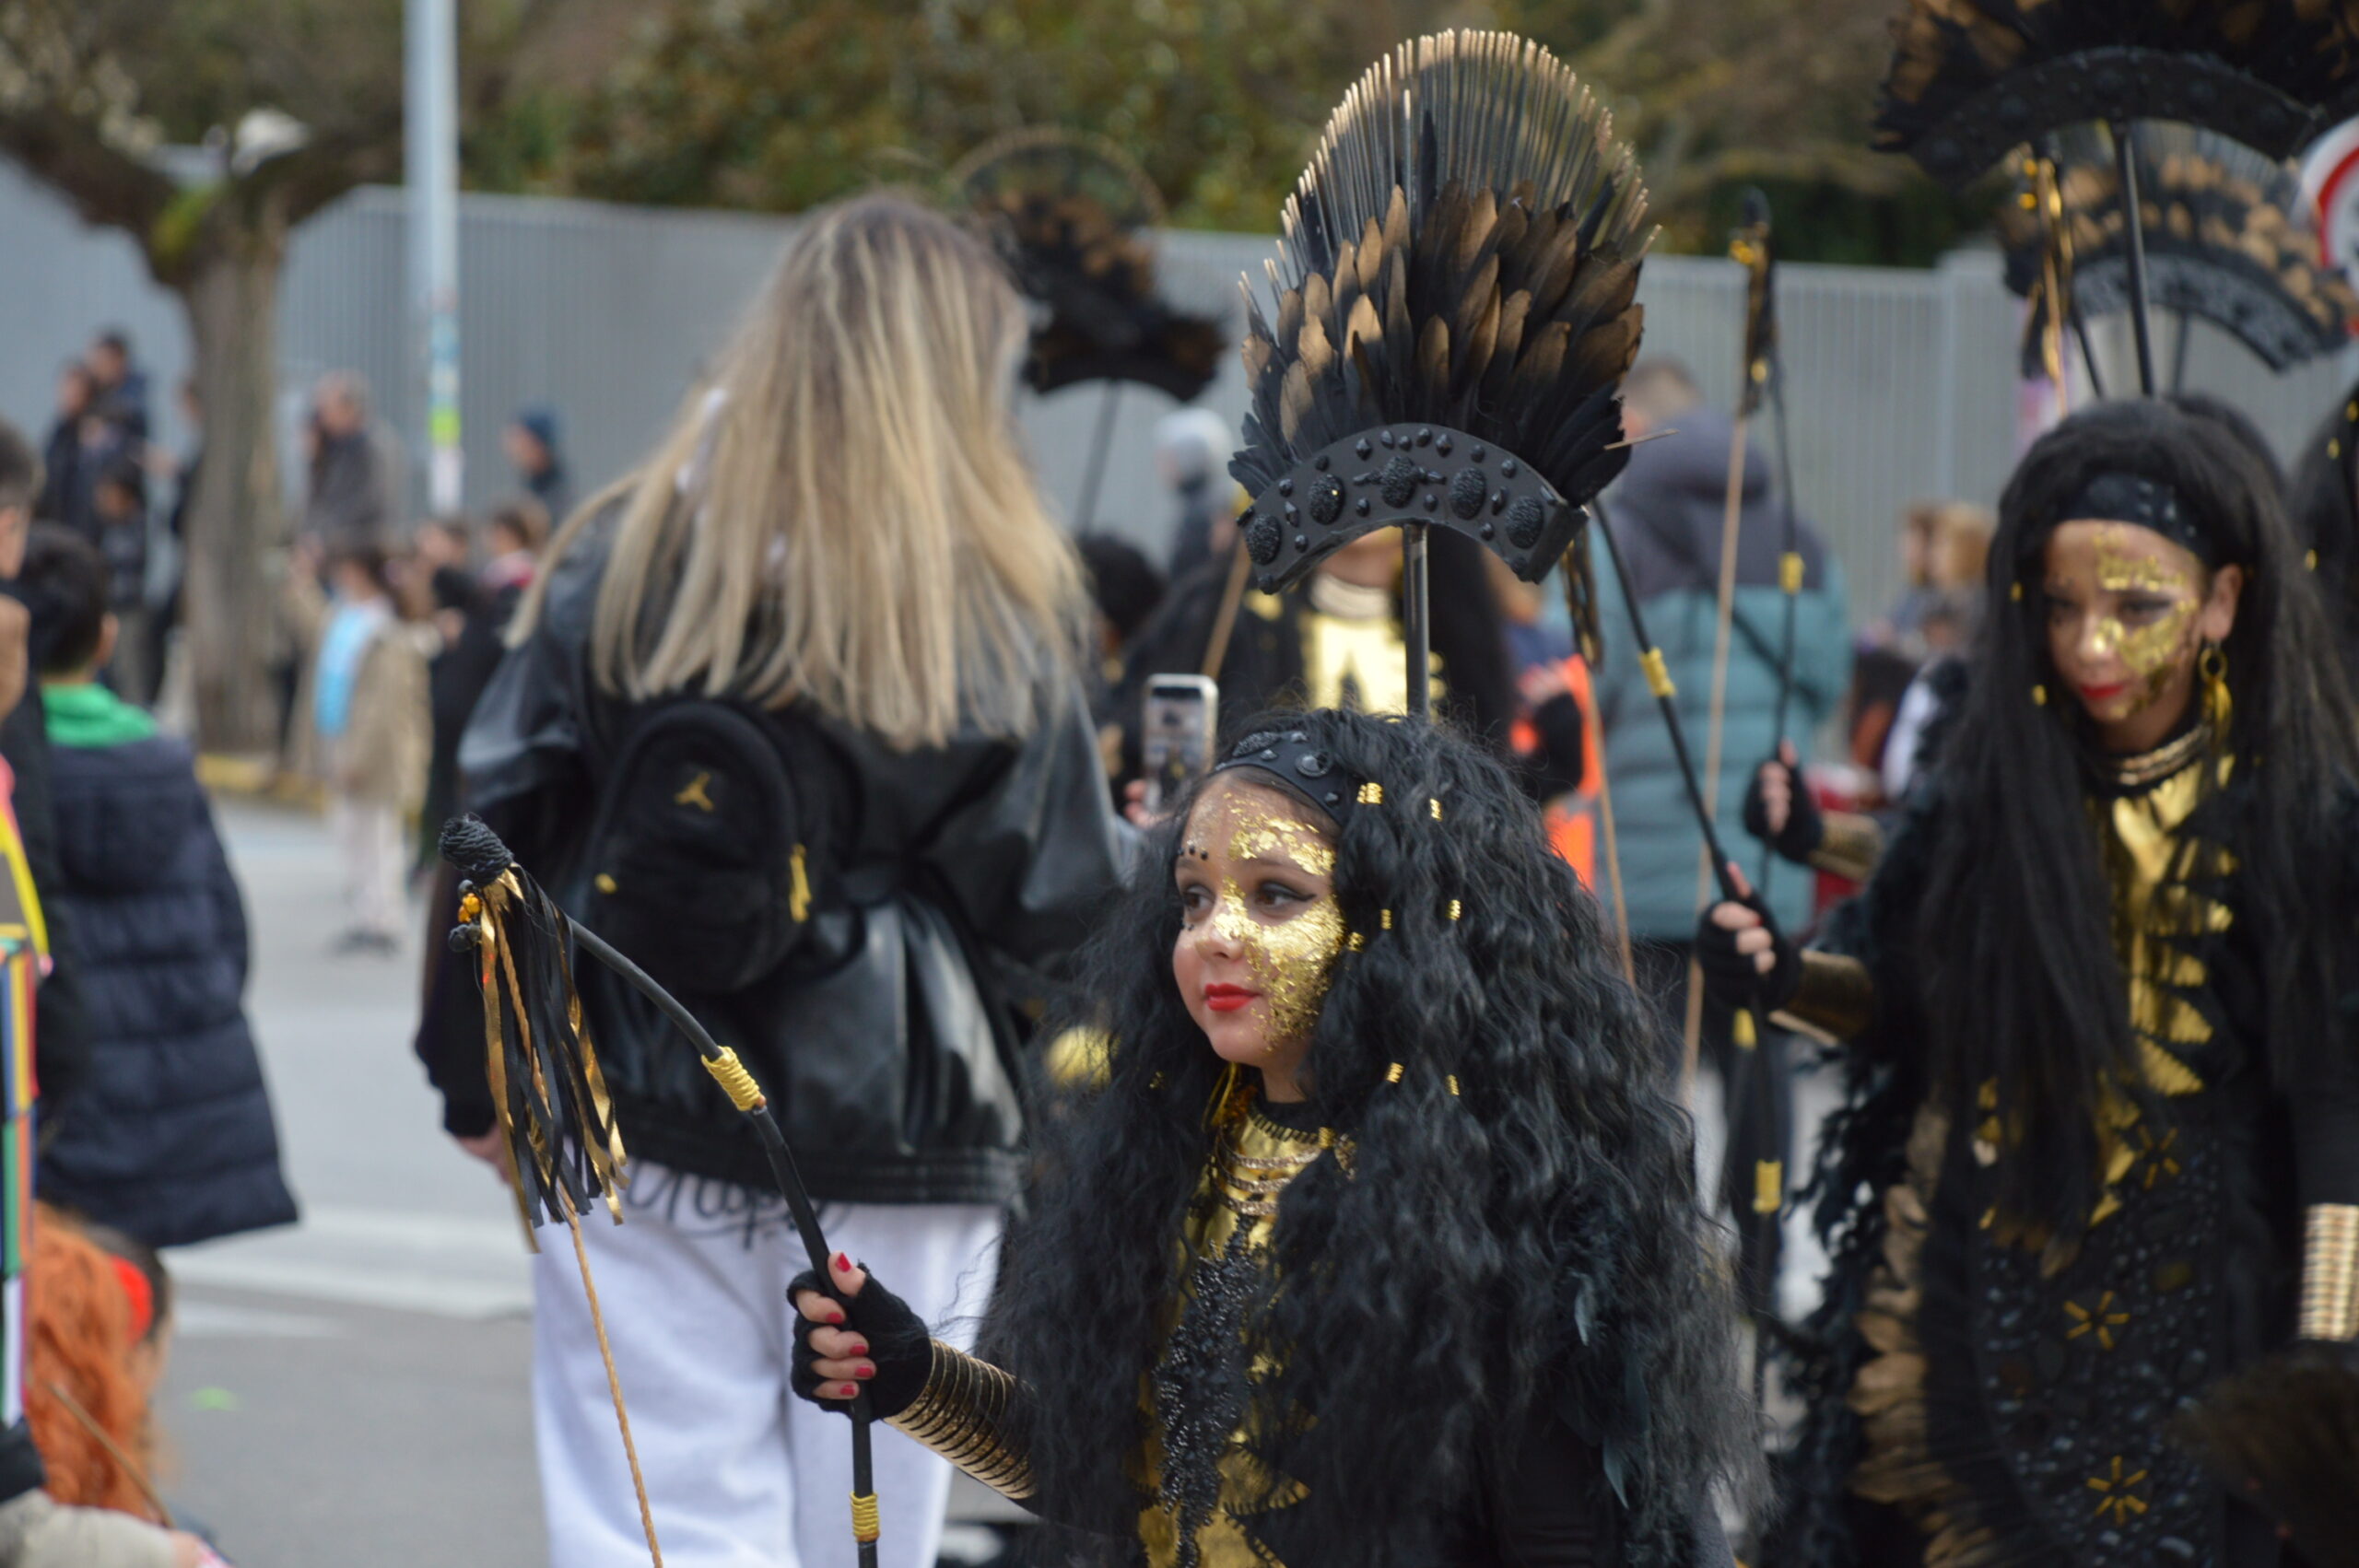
left=886, top=1340, right=1036, bottom=1501
left=1786, top=951, right=1874, bottom=1040
left=2299, top=1204, right=2359, bottom=1341
left=1804, top=812, right=1885, bottom=883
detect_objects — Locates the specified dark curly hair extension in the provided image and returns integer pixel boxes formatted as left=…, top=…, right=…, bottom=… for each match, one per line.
left=1917, top=397, right=2359, bottom=1236
left=986, top=708, right=1759, bottom=1566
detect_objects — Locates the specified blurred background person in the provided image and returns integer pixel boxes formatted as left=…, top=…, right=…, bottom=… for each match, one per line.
left=34, top=365, right=96, bottom=540
left=417, top=502, right=546, bottom=869
left=81, top=331, right=147, bottom=453
left=418, top=193, right=1127, bottom=1568
left=1074, top=532, right=1166, bottom=764
left=1154, top=405, right=1236, bottom=582
left=299, top=372, right=400, bottom=554
left=24, top=523, right=296, bottom=1250
left=1589, top=354, right=1849, bottom=1044
left=1850, top=499, right=1989, bottom=802
left=282, top=540, right=431, bottom=954
left=502, top=406, right=571, bottom=526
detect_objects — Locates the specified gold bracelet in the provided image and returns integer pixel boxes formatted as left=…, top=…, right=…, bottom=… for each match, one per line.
left=886, top=1340, right=1036, bottom=1500
left=2299, top=1204, right=2359, bottom=1341
left=1778, top=951, right=1874, bottom=1041
left=1805, top=812, right=1885, bottom=884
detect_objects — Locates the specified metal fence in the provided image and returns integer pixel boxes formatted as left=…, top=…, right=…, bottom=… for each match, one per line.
left=7, top=160, right=2355, bottom=626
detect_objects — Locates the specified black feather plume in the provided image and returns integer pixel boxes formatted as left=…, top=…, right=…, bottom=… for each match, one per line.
left=1997, top=125, right=2358, bottom=373
left=1874, top=0, right=2359, bottom=188
left=1231, top=30, right=1653, bottom=532
left=442, top=815, right=628, bottom=1243
left=952, top=129, right=1227, bottom=403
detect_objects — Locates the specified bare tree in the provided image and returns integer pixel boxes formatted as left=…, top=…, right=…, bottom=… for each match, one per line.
left=0, top=0, right=597, bottom=751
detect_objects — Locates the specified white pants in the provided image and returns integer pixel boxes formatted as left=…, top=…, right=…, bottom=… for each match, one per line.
left=328, top=791, right=404, bottom=939
left=533, top=1165, right=1002, bottom=1568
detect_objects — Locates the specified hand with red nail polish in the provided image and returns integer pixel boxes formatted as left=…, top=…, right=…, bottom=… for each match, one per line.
left=789, top=1254, right=932, bottom=1421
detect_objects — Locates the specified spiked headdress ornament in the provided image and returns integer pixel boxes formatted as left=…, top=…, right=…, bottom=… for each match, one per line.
left=1998, top=128, right=2358, bottom=376
left=952, top=128, right=1226, bottom=403
left=1874, top=0, right=2359, bottom=191
left=1230, top=30, right=1653, bottom=610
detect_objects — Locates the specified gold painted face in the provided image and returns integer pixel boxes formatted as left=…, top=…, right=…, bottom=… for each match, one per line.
left=1172, top=776, right=1346, bottom=1070
left=2043, top=521, right=2208, bottom=745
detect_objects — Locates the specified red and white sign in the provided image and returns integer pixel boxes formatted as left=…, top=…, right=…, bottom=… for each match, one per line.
left=2301, top=119, right=2359, bottom=304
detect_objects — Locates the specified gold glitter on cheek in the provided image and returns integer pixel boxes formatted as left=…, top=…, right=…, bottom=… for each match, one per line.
left=2115, top=598, right=2198, bottom=714
left=1238, top=891, right=1344, bottom=1047
left=1193, top=876, right=1344, bottom=1047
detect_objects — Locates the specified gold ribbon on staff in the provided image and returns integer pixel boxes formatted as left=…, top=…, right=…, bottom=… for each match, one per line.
left=469, top=870, right=628, bottom=1247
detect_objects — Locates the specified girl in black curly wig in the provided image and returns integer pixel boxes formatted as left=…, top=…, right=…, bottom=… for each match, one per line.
left=790, top=707, right=1755, bottom=1567
left=1702, top=399, right=2359, bottom=1568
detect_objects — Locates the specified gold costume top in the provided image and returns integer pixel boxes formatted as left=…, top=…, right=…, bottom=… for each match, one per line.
left=884, top=1095, right=1337, bottom=1566
left=1138, top=1099, right=1330, bottom=1568
left=1250, top=575, right=1443, bottom=716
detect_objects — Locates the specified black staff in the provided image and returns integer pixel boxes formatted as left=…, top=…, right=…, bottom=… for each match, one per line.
left=441, top=815, right=885, bottom=1568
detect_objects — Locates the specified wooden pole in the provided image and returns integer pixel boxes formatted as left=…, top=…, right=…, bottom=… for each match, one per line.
left=1684, top=410, right=1752, bottom=1094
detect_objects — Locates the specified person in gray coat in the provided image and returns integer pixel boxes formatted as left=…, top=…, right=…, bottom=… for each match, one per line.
left=1589, top=359, right=1851, bottom=1012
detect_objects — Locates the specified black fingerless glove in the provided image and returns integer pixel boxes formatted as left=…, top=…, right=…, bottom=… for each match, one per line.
left=1742, top=758, right=1823, bottom=866
left=788, top=1267, right=934, bottom=1421
left=1695, top=892, right=1800, bottom=1015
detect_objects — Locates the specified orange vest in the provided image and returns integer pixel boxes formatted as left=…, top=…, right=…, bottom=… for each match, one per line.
left=1510, top=657, right=1602, bottom=888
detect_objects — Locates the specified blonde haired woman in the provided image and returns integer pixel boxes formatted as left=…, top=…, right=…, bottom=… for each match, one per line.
left=419, top=193, right=1129, bottom=1568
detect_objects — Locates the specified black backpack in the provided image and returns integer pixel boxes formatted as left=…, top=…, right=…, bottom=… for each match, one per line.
left=575, top=697, right=849, bottom=996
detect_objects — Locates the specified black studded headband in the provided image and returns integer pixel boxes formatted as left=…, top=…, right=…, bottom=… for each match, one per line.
left=1210, top=729, right=1373, bottom=815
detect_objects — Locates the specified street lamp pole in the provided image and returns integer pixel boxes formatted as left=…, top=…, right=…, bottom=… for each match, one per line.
left=405, top=0, right=462, bottom=514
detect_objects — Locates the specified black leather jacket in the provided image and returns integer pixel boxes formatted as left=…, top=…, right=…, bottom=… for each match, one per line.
left=417, top=515, right=1132, bottom=1204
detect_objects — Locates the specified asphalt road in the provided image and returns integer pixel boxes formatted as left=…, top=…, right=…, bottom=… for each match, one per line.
left=158, top=800, right=544, bottom=1568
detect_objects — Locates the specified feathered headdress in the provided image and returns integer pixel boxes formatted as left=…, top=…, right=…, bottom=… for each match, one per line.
left=953, top=129, right=1227, bottom=402
left=1230, top=29, right=1652, bottom=604
left=1874, top=0, right=2359, bottom=189
left=1999, top=127, right=2359, bottom=374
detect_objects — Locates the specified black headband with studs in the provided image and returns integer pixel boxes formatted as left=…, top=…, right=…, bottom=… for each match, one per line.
left=1210, top=729, right=1371, bottom=815
left=2032, top=471, right=2219, bottom=568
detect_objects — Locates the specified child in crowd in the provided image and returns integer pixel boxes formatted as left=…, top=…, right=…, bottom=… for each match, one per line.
left=0, top=415, right=220, bottom=1568
left=23, top=526, right=294, bottom=1248
left=27, top=1207, right=165, bottom=1519
left=284, top=539, right=431, bottom=954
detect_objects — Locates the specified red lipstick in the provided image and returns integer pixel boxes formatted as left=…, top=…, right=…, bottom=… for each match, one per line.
left=1203, top=983, right=1258, bottom=1013
left=2078, top=680, right=2129, bottom=703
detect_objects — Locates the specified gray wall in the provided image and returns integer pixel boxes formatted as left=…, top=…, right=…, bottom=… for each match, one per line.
left=7, top=159, right=2354, bottom=628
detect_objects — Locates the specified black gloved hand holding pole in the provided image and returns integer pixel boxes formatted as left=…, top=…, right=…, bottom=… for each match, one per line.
left=1742, top=743, right=1823, bottom=868
left=1696, top=871, right=1800, bottom=1017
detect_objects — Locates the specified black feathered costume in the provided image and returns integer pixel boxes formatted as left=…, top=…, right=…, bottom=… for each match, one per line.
left=1763, top=412, right=2359, bottom=1568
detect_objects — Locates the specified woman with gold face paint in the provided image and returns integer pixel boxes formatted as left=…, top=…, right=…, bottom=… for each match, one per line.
left=789, top=708, right=1758, bottom=1568
left=1697, top=400, right=2359, bottom=1568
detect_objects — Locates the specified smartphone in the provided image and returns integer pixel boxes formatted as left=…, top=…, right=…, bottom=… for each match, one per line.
left=1141, top=675, right=1219, bottom=814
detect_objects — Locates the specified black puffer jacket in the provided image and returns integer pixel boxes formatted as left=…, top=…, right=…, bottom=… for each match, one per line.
left=417, top=512, right=1133, bottom=1202
left=36, top=731, right=297, bottom=1247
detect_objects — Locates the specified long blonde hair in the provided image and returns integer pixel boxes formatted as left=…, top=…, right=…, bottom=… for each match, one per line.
left=526, top=193, right=1083, bottom=749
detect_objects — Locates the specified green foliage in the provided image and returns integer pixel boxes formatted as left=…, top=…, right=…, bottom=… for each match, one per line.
left=482, top=0, right=1465, bottom=231
left=476, top=0, right=1978, bottom=263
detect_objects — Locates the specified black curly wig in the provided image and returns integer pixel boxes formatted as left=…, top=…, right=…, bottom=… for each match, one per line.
left=1917, top=397, right=2359, bottom=1235
left=987, top=708, right=1757, bottom=1565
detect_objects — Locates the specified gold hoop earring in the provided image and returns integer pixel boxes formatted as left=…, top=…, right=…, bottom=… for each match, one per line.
left=2200, top=643, right=2231, bottom=741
